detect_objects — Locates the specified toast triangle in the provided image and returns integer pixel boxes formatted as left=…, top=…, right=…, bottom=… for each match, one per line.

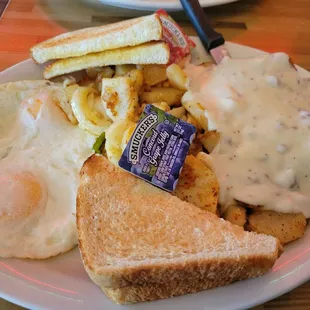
left=30, top=14, right=162, bottom=64
left=43, top=42, right=170, bottom=79
left=77, top=155, right=282, bottom=304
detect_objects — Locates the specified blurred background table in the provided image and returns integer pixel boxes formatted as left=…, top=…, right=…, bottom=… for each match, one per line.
left=1, top=0, right=310, bottom=309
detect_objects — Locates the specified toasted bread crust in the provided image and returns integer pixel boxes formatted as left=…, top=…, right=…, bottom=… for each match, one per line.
left=43, top=42, right=170, bottom=79
left=85, top=250, right=280, bottom=289
left=30, top=14, right=162, bottom=64
left=77, top=155, right=282, bottom=298
left=102, top=255, right=274, bottom=304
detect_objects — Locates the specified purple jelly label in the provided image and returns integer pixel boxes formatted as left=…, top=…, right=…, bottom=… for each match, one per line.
left=118, top=104, right=196, bottom=192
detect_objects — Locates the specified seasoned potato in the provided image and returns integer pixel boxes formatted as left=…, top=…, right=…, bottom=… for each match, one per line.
left=167, top=106, right=186, bottom=118
left=182, top=100, right=208, bottom=130
left=172, top=155, right=219, bottom=214
left=95, top=67, right=115, bottom=91
left=137, top=64, right=167, bottom=86
left=98, top=67, right=115, bottom=79
left=101, top=76, right=138, bottom=122
left=93, top=67, right=114, bottom=82
left=140, top=87, right=184, bottom=106
left=114, top=64, right=136, bottom=77
left=162, top=81, right=171, bottom=88
left=85, top=67, right=102, bottom=79
left=126, top=69, right=144, bottom=93
left=86, top=67, right=100, bottom=79
left=188, top=138, right=203, bottom=156
left=196, top=152, right=214, bottom=171
left=151, top=102, right=170, bottom=112
left=223, top=204, right=246, bottom=227
left=247, top=210, right=307, bottom=244
left=166, top=63, right=188, bottom=91
left=186, top=113, right=199, bottom=128
left=86, top=66, right=115, bottom=80
left=199, top=130, right=220, bottom=153
left=137, top=103, right=146, bottom=115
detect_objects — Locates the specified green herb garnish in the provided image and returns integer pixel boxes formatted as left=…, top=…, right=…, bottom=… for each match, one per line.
left=92, top=132, right=106, bottom=154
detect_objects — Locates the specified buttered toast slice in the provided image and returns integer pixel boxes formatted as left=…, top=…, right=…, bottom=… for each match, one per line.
left=77, top=155, right=282, bottom=304
left=43, top=42, right=170, bottom=79
left=30, top=14, right=162, bottom=64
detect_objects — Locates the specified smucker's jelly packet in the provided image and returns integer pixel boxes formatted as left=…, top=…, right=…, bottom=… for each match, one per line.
left=119, top=105, right=196, bottom=192
left=156, top=9, right=196, bottom=64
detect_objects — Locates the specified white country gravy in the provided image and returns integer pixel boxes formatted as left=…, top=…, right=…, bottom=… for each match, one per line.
left=184, top=53, right=310, bottom=217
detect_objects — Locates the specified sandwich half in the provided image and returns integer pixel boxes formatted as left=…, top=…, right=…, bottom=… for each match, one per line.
left=77, top=155, right=282, bottom=304
left=30, top=14, right=162, bottom=64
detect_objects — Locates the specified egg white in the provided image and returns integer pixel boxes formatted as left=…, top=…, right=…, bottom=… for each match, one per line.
left=0, top=84, right=95, bottom=258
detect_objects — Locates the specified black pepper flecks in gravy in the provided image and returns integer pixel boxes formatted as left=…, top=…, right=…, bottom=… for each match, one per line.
left=184, top=53, right=310, bottom=217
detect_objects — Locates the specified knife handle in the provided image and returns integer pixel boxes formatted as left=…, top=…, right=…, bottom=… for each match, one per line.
left=180, top=0, right=225, bottom=51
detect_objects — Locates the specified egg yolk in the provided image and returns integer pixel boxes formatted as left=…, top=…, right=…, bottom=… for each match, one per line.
left=0, top=172, right=46, bottom=223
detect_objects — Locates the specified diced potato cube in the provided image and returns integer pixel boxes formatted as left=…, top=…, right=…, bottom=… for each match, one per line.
left=138, top=64, right=167, bottom=86
left=188, top=139, right=203, bottom=156
left=98, top=67, right=115, bottom=79
left=101, top=77, right=138, bottom=122
left=151, top=102, right=170, bottom=112
left=162, top=81, right=171, bottom=88
left=166, top=63, right=188, bottom=91
left=137, top=103, right=146, bottom=116
left=223, top=204, right=246, bottom=227
left=126, top=69, right=144, bottom=93
left=247, top=210, right=307, bottom=244
left=182, top=100, right=208, bottom=130
left=186, top=113, right=199, bottom=128
left=167, top=106, right=186, bottom=118
left=114, top=64, right=136, bottom=77
left=86, top=66, right=115, bottom=82
left=86, top=67, right=107, bottom=79
left=140, top=87, right=184, bottom=106
left=198, top=130, right=220, bottom=153
left=196, top=152, right=214, bottom=171
left=95, top=67, right=115, bottom=92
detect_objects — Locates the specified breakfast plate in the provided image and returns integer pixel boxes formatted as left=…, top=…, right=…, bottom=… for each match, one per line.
left=97, top=0, right=240, bottom=11
left=1, top=38, right=310, bottom=310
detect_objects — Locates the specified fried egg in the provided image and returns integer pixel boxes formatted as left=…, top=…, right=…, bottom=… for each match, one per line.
left=0, top=81, right=95, bottom=258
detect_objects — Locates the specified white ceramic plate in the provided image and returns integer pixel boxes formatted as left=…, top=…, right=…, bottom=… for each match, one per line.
left=1, top=40, right=310, bottom=310
left=97, top=0, right=239, bottom=11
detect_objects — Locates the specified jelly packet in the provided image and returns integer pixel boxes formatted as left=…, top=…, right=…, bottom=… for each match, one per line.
left=119, top=105, right=196, bottom=192
left=156, top=9, right=196, bottom=64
